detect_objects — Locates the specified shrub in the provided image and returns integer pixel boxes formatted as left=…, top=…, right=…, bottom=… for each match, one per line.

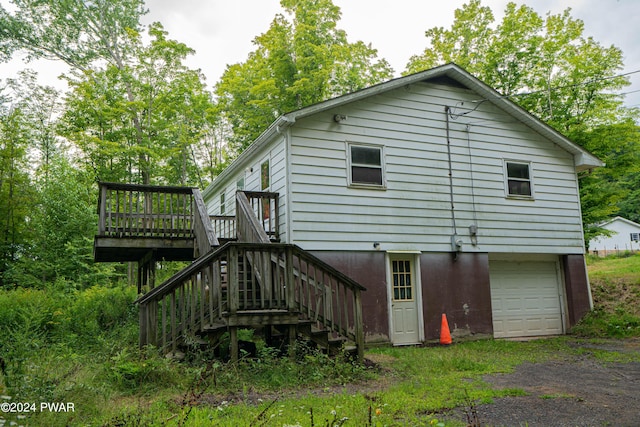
left=106, top=347, right=182, bottom=394
left=67, top=284, right=138, bottom=340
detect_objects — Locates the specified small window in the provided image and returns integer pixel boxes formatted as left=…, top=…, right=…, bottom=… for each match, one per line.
left=236, top=177, right=245, bottom=190
left=219, top=192, right=225, bottom=215
left=349, top=144, right=384, bottom=187
left=261, top=160, right=269, bottom=190
left=505, top=161, right=533, bottom=198
left=631, top=233, right=639, bottom=242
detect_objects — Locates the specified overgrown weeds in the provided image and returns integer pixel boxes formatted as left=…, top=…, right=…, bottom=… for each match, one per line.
left=1, top=254, right=639, bottom=425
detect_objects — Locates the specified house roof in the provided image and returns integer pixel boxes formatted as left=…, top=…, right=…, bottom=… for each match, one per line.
left=599, top=216, right=640, bottom=230
left=204, top=63, right=603, bottom=198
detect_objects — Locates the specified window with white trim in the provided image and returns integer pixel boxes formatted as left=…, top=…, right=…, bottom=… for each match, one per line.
left=261, top=160, right=269, bottom=190
left=631, top=233, right=639, bottom=242
left=348, top=144, right=385, bottom=187
left=219, top=192, right=226, bottom=214
left=505, top=161, right=533, bottom=198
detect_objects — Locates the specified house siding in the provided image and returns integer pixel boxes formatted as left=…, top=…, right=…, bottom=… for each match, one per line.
left=312, top=250, right=494, bottom=342
left=200, top=66, right=595, bottom=344
left=288, top=81, right=585, bottom=254
left=205, top=136, right=289, bottom=243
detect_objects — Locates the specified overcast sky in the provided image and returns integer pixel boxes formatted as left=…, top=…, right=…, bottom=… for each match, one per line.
left=1, top=0, right=639, bottom=107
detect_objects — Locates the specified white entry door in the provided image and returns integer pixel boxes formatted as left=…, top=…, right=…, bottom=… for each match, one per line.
left=388, top=254, right=421, bottom=345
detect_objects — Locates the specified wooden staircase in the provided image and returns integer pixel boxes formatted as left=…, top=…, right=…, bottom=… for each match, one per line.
left=94, top=183, right=365, bottom=362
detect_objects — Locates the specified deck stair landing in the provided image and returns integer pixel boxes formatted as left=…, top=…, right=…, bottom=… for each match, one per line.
left=94, top=183, right=365, bottom=362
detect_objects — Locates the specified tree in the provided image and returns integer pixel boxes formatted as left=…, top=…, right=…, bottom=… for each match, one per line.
left=0, top=103, right=35, bottom=286
left=17, top=156, right=115, bottom=287
left=1, top=0, right=157, bottom=183
left=406, top=0, right=637, bottom=238
left=4, top=70, right=63, bottom=182
left=573, top=120, right=640, bottom=242
left=406, top=1, right=630, bottom=131
left=216, top=0, right=393, bottom=151
left=59, top=23, right=213, bottom=186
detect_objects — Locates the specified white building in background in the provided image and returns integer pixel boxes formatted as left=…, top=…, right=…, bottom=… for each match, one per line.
left=589, top=216, right=640, bottom=255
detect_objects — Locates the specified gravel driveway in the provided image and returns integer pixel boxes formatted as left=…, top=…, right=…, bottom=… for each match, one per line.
left=443, top=339, right=640, bottom=427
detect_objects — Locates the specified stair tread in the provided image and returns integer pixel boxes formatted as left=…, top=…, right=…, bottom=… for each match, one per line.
left=201, top=322, right=226, bottom=331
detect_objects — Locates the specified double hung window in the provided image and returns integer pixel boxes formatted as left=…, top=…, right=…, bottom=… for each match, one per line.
left=505, top=161, right=533, bottom=198
left=348, top=144, right=385, bottom=187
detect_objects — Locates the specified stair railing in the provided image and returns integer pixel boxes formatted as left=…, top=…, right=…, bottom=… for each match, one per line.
left=289, top=246, right=365, bottom=361
left=133, top=188, right=365, bottom=361
left=240, top=191, right=279, bottom=241
left=136, top=243, right=228, bottom=355
left=236, top=191, right=271, bottom=244
left=135, top=242, right=365, bottom=361
left=192, top=188, right=219, bottom=257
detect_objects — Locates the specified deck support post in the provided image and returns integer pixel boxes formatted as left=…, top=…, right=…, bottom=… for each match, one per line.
left=354, top=289, right=364, bottom=362
left=139, top=304, right=148, bottom=349
left=288, top=325, right=297, bottom=359
left=138, top=250, right=157, bottom=293
left=229, top=326, right=238, bottom=362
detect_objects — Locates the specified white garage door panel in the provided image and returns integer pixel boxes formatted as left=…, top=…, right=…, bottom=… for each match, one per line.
left=490, top=260, right=563, bottom=338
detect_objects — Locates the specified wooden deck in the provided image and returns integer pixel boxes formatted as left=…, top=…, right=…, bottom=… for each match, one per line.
left=94, top=183, right=204, bottom=262
left=94, top=182, right=365, bottom=362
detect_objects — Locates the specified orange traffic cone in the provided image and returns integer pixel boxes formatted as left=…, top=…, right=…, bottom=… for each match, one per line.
left=440, top=313, right=452, bottom=345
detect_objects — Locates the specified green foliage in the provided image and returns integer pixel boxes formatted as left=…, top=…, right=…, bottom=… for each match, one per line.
left=107, top=347, right=181, bottom=393
left=571, top=121, right=640, bottom=243
left=407, top=1, right=630, bottom=128
left=573, top=254, right=640, bottom=337
left=0, top=0, right=147, bottom=71
left=23, top=158, right=118, bottom=287
left=0, top=106, right=36, bottom=287
left=216, top=0, right=393, bottom=152
left=68, top=284, right=138, bottom=340
left=60, top=23, right=214, bottom=186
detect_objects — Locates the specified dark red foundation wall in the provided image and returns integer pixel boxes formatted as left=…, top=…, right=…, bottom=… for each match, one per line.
left=309, top=251, right=390, bottom=343
left=420, top=252, right=493, bottom=341
left=562, top=254, right=592, bottom=326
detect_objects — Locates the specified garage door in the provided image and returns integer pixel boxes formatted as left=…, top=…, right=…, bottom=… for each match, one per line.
left=489, top=260, right=564, bottom=338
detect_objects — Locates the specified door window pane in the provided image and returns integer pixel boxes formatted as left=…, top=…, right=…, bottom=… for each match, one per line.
left=392, top=259, right=413, bottom=301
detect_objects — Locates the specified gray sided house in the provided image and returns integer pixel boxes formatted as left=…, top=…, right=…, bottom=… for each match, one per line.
left=203, top=63, right=602, bottom=345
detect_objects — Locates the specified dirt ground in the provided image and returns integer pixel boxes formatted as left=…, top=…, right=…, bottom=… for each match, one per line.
left=442, top=339, right=640, bottom=427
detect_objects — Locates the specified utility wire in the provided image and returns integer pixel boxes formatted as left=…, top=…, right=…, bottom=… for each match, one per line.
left=507, top=69, right=640, bottom=99
left=451, top=68, right=640, bottom=106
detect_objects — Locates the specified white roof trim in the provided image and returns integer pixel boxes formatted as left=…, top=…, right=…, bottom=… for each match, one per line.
left=600, top=216, right=640, bottom=229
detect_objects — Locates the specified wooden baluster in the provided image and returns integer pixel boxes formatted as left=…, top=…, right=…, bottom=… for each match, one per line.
left=171, top=291, right=177, bottom=355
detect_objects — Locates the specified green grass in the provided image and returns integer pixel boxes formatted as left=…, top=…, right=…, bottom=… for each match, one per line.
left=1, top=254, right=639, bottom=426
left=586, top=252, right=640, bottom=282
left=573, top=253, right=640, bottom=337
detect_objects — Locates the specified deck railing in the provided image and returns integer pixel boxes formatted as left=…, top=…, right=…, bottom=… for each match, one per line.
left=97, top=182, right=194, bottom=239
left=135, top=243, right=365, bottom=361
left=242, top=191, right=279, bottom=241
left=97, top=182, right=219, bottom=258
left=211, top=215, right=236, bottom=240
left=236, top=191, right=271, bottom=244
